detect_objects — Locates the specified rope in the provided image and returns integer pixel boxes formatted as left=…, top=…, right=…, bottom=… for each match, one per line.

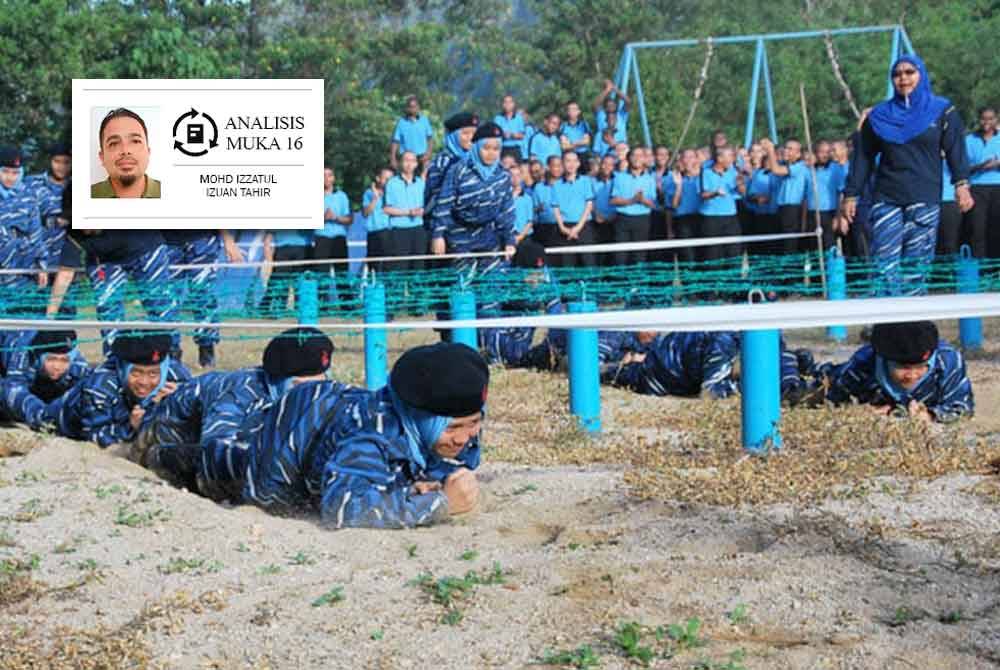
left=673, top=37, right=715, bottom=154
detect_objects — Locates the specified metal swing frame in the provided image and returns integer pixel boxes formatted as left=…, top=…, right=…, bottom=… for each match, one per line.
left=613, top=24, right=916, bottom=149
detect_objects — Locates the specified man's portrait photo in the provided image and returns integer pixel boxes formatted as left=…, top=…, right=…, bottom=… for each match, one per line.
left=91, top=107, right=161, bottom=199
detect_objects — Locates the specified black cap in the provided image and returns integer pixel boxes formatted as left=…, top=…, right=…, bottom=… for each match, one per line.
left=111, top=331, right=172, bottom=365
left=263, top=327, right=334, bottom=379
left=472, top=122, right=503, bottom=143
left=391, top=343, right=489, bottom=417
left=0, top=146, right=22, bottom=168
left=444, top=112, right=479, bottom=133
left=31, top=329, right=77, bottom=355
left=513, top=239, right=547, bottom=269
left=871, top=321, right=938, bottom=364
left=48, top=142, right=71, bottom=158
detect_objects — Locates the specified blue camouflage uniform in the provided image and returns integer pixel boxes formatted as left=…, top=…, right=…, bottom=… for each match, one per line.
left=137, top=367, right=277, bottom=491
left=479, top=271, right=561, bottom=367
left=61, top=230, right=181, bottom=355
left=240, top=382, right=480, bottom=529
left=162, top=231, right=222, bottom=348
left=46, top=356, right=192, bottom=447
left=607, top=331, right=740, bottom=399
left=0, top=333, right=90, bottom=428
left=823, top=342, right=973, bottom=423
left=0, top=177, right=46, bottom=316
left=521, top=304, right=645, bottom=371
left=25, top=173, right=67, bottom=270
left=430, top=156, right=517, bottom=259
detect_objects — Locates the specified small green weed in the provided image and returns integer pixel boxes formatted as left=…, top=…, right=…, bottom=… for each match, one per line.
left=538, top=645, right=601, bottom=668
left=287, top=551, right=315, bottom=566
left=15, top=470, right=45, bottom=485
left=158, top=557, right=223, bottom=575
left=94, top=484, right=124, bottom=499
left=114, top=505, right=169, bottom=528
left=613, top=621, right=654, bottom=666
left=409, top=562, right=508, bottom=625
left=667, top=617, right=706, bottom=651
left=406, top=544, right=418, bottom=558
left=311, top=586, right=345, bottom=607
left=370, top=629, right=384, bottom=641
left=259, top=563, right=282, bottom=575
left=727, top=604, right=750, bottom=626
left=459, top=549, right=479, bottom=561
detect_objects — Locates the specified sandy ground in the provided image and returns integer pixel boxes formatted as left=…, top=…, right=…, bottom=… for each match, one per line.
left=1, top=320, right=999, bottom=669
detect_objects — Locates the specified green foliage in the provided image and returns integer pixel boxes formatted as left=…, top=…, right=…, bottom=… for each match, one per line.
left=538, top=645, right=602, bottom=668
left=613, top=621, right=655, bottom=666
left=158, top=556, right=224, bottom=575
left=409, top=561, right=508, bottom=625
left=667, top=617, right=706, bottom=651
left=1, top=0, right=996, bottom=196
left=311, top=586, right=346, bottom=607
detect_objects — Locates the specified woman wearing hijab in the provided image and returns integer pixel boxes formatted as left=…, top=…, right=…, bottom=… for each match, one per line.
left=840, top=54, right=973, bottom=296
left=423, top=112, right=479, bottom=217
left=220, top=343, right=486, bottom=529
left=0, top=146, right=47, bottom=316
left=430, top=121, right=517, bottom=268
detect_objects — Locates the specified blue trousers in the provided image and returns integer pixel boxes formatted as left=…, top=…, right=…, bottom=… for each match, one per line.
left=88, top=245, right=180, bottom=355
left=166, top=235, right=222, bottom=346
left=869, top=202, right=939, bottom=297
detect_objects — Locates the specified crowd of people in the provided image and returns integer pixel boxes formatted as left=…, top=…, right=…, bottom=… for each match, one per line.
left=0, top=56, right=992, bottom=528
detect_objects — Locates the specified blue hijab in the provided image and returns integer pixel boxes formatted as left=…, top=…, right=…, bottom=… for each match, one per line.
left=387, top=384, right=451, bottom=471
left=118, top=356, right=170, bottom=409
left=0, top=167, right=24, bottom=200
left=868, top=54, right=950, bottom=145
left=875, top=351, right=936, bottom=403
left=445, top=129, right=469, bottom=160
left=469, top=138, right=500, bottom=181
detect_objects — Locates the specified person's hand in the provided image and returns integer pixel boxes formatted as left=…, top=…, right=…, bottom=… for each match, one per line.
left=324, top=207, right=334, bottom=220
left=672, top=170, right=682, bottom=187
left=632, top=190, right=643, bottom=204
left=603, top=78, right=614, bottom=91
left=908, top=399, right=933, bottom=423
left=152, top=381, right=178, bottom=404
left=224, top=240, right=246, bottom=263
left=37, top=272, right=48, bottom=288
left=956, top=185, right=975, bottom=213
left=412, top=207, right=424, bottom=217
left=443, top=468, right=479, bottom=515
left=840, top=198, right=857, bottom=225
left=413, top=480, right=442, bottom=495
left=858, top=107, right=872, bottom=130
left=431, top=238, right=446, bottom=255
left=754, top=195, right=769, bottom=205
left=504, top=245, right=516, bottom=260
left=833, top=214, right=848, bottom=235
left=129, top=406, right=146, bottom=431
left=760, top=138, right=774, bottom=152
left=56, top=216, right=69, bottom=228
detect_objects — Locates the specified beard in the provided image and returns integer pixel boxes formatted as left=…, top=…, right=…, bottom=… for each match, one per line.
left=117, top=173, right=138, bottom=187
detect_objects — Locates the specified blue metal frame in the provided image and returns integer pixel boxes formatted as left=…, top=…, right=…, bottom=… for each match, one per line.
left=618, top=25, right=909, bottom=148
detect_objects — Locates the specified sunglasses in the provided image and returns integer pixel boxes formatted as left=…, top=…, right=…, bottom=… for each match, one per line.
left=892, top=68, right=918, bottom=78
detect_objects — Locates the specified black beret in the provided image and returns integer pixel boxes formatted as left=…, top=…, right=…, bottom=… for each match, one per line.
left=513, top=239, right=547, bottom=269
left=444, top=112, right=479, bottom=133
left=111, top=331, right=172, bottom=365
left=31, top=329, right=77, bottom=355
left=263, top=327, right=333, bottom=379
left=871, top=321, right=938, bottom=364
left=391, top=343, right=489, bottom=417
left=472, top=122, right=503, bottom=143
left=48, top=142, right=71, bottom=158
left=0, top=146, right=22, bottom=168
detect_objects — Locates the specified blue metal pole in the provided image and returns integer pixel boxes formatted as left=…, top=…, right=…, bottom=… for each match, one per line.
left=613, top=49, right=630, bottom=94
left=620, top=46, right=633, bottom=98
left=887, top=26, right=900, bottom=99
left=957, top=245, right=983, bottom=350
left=630, top=49, right=653, bottom=148
left=741, top=328, right=782, bottom=454
left=297, top=273, right=319, bottom=325
left=449, top=289, right=478, bottom=350
left=826, top=248, right=848, bottom=342
left=761, top=44, right=778, bottom=143
left=627, top=25, right=900, bottom=50
left=744, top=39, right=765, bottom=148
left=363, top=283, right=388, bottom=390
left=567, top=301, right=601, bottom=433
left=898, top=25, right=915, bottom=55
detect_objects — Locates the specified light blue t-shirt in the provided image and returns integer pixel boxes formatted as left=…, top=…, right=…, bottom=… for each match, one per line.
left=494, top=112, right=527, bottom=150
left=675, top=175, right=702, bottom=217
left=551, top=175, right=595, bottom=223
left=272, top=229, right=313, bottom=247
left=699, top=168, right=739, bottom=217
left=806, top=163, right=845, bottom=212
left=966, top=132, right=1000, bottom=186
left=611, top=170, right=656, bottom=216
left=513, top=193, right=534, bottom=234
left=532, top=182, right=557, bottom=225
left=318, top=190, right=350, bottom=238
left=596, top=100, right=628, bottom=134
left=746, top=169, right=779, bottom=215
left=593, top=176, right=616, bottom=220
left=363, top=187, right=391, bottom=233
left=560, top=120, right=592, bottom=154
left=392, top=115, right=434, bottom=157
left=528, top=132, right=563, bottom=166
left=384, top=175, right=425, bottom=229
left=777, top=161, right=809, bottom=207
